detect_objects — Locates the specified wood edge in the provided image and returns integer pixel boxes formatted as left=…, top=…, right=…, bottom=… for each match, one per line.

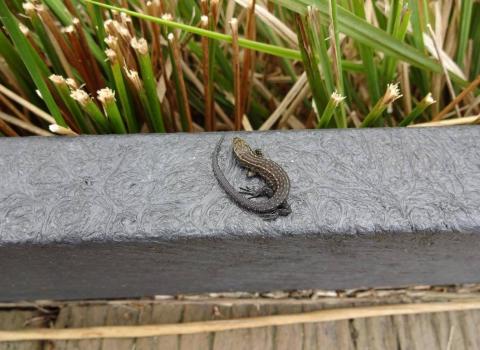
left=2, top=299, right=480, bottom=342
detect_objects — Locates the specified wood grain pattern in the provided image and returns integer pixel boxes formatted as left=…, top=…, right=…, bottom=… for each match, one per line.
left=1, top=297, right=480, bottom=349
left=0, top=127, right=480, bottom=244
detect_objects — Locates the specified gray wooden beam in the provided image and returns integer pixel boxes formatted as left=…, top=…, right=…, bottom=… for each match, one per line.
left=0, top=127, right=479, bottom=301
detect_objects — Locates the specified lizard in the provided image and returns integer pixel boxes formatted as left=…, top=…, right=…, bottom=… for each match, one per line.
left=212, top=135, right=291, bottom=219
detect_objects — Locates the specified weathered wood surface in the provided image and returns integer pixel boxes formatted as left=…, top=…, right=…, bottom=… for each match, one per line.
left=1, top=127, right=480, bottom=301
left=1, top=290, right=480, bottom=350
left=3, top=127, right=480, bottom=245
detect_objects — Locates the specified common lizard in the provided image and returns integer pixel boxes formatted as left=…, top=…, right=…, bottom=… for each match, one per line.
left=212, top=136, right=291, bottom=219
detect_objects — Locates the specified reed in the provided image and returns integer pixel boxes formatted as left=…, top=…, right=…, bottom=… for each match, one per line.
left=0, top=0, right=477, bottom=136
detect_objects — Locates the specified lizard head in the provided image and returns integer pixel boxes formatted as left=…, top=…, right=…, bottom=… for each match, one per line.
left=232, top=137, right=254, bottom=157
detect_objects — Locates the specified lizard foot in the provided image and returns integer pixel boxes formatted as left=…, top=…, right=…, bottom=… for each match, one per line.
left=239, top=185, right=274, bottom=199
left=277, top=202, right=292, bottom=216
left=260, top=203, right=291, bottom=220
left=259, top=211, right=279, bottom=221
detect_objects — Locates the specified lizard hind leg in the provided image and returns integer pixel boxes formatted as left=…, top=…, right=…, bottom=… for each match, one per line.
left=260, top=202, right=291, bottom=221
left=277, top=202, right=292, bottom=216
left=259, top=211, right=279, bottom=221
left=239, top=185, right=274, bottom=198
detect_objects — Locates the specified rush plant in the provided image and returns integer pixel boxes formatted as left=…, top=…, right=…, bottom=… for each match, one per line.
left=0, top=0, right=478, bottom=136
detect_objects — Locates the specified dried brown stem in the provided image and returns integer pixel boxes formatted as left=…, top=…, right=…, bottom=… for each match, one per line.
left=168, top=33, right=193, bottom=132
left=427, top=24, right=461, bottom=118
left=0, top=93, right=29, bottom=123
left=259, top=72, right=308, bottom=130
left=180, top=60, right=234, bottom=130
left=433, top=75, right=480, bottom=121
left=230, top=18, right=242, bottom=131
left=105, top=20, right=137, bottom=70
left=157, top=13, right=179, bottom=131
left=200, top=15, right=214, bottom=131
left=0, top=84, right=55, bottom=124
left=64, top=26, right=97, bottom=94
left=410, top=114, right=480, bottom=127
left=0, top=111, right=52, bottom=136
left=145, top=0, right=162, bottom=73
left=73, top=19, right=105, bottom=92
left=38, top=7, right=77, bottom=72
left=240, top=0, right=257, bottom=120
left=0, top=112, right=19, bottom=136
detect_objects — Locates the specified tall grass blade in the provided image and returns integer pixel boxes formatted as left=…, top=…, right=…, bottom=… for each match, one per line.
left=295, top=14, right=328, bottom=119
left=167, top=33, right=193, bottom=132
left=271, top=0, right=466, bottom=85
left=456, top=0, right=473, bottom=69
left=0, top=1, right=66, bottom=126
left=399, top=93, right=435, bottom=126
left=131, top=38, right=166, bottom=133
left=327, top=0, right=346, bottom=128
left=83, top=0, right=302, bottom=60
left=97, top=88, right=127, bottom=134
left=350, top=0, right=380, bottom=103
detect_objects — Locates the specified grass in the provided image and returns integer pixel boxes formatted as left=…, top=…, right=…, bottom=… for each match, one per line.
left=0, top=0, right=478, bottom=136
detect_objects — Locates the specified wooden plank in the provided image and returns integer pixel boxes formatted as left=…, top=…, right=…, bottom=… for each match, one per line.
left=1, top=128, right=480, bottom=301
left=0, top=311, right=41, bottom=350
left=100, top=304, right=142, bottom=350
left=52, top=305, right=108, bottom=350
left=272, top=304, right=304, bottom=350
left=1, top=296, right=480, bottom=349
left=178, top=304, right=215, bottom=350
left=307, top=300, right=356, bottom=350
left=140, top=303, right=183, bottom=350
left=428, top=311, right=451, bottom=349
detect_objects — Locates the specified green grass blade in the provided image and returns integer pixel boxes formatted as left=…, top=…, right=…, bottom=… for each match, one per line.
left=295, top=14, right=328, bottom=117
left=361, top=83, right=402, bottom=127
left=43, top=0, right=107, bottom=70
left=110, top=58, right=139, bottom=133
left=98, top=88, right=127, bottom=134
left=0, top=1, right=66, bottom=126
left=42, top=0, right=72, bottom=24
left=408, top=0, right=429, bottom=94
left=271, top=0, right=466, bottom=85
left=456, top=0, right=473, bottom=69
left=372, top=1, right=387, bottom=30
left=471, top=4, right=480, bottom=79
left=307, top=7, right=334, bottom=93
left=71, top=89, right=109, bottom=132
left=50, top=75, right=92, bottom=133
left=384, top=6, right=411, bottom=85
left=317, top=91, right=344, bottom=128
left=26, top=7, right=66, bottom=75
left=0, top=30, right=41, bottom=103
left=132, top=39, right=165, bottom=133
left=257, top=21, right=297, bottom=81
left=0, top=30, right=31, bottom=84
left=350, top=0, right=380, bottom=103
left=82, top=0, right=302, bottom=60
left=328, top=0, right=346, bottom=128
left=399, top=93, right=435, bottom=126
left=386, top=0, right=402, bottom=35
left=85, top=1, right=107, bottom=51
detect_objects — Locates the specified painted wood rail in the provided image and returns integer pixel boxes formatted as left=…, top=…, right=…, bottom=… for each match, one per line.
left=1, top=127, right=480, bottom=301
